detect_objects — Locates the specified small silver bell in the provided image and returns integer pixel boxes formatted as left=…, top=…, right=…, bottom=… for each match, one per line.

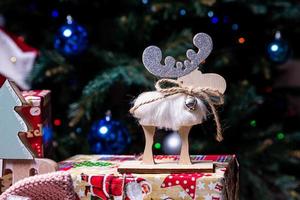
left=185, top=95, right=197, bottom=111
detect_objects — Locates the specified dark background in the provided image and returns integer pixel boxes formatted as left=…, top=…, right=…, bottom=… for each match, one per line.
left=1, top=0, right=300, bottom=199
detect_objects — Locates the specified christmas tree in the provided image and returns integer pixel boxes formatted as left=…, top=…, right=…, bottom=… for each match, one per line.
left=0, top=0, right=300, bottom=199
left=0, top=78, right=33, bottom=160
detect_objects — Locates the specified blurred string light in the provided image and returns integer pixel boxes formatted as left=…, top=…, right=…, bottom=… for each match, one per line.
left=105, top=115, right=111, bottom=121
left=266, top=30, right=290, bottom=63
left=151, top=5, right=157, bottom=12
left=142, top=0, right=149, bottom=5
left=207, top=10, right=240, bottom=33
left=207, top=10, right=219, bottom=24
left=207, top=11, right=214, bottom=18
left=270, top=44, right=278, bottom=51
left=66, top=15, right=73, bottom=24
left=211, top=16, right=219, bottom=24
left=250, top=120, right=257, bottom=127
left=98, top=111, right=110, bottom=135
left=276, top=132, right=285, bottom=140
left=76, top=127, right=82, bottom=134
left=163, top=132, right=181, bottom=154
left=231, top=23, right=239, bottom=31
left=154, top=142, right=161, bottom=149
left=99, top=126, right=108, bottom=135
left=179, top=8, right=187, bottom=16
left=51, top=9, right=59, bottom=18
left=63, top=29, right=72, bottom=37
left=54, top=118, right=62, bottom=126
left=238, top=37, right=246, bottom=44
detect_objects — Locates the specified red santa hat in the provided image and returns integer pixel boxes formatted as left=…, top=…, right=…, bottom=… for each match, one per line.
left=0, top=28, right=38, bottom=89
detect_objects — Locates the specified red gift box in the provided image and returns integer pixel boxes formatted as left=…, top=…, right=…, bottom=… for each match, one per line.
left=21, top=90, right=52, bottom=158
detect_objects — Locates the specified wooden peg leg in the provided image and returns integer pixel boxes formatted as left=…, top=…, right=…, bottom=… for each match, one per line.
left=142, top=126, right=155, bottom=164
left=178, top=126, right=192, bottom=165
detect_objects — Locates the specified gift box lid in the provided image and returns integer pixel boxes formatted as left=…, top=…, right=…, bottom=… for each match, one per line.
left=22, top=90, right=51, bottom=106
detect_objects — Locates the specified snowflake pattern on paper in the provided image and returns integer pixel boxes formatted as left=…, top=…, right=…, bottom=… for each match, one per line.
left=197, top=181, right=205, bottom=190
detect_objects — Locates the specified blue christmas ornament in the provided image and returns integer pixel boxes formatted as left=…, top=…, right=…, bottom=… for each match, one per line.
left=54, top=15, right=88, bottom=55
left=88, top=112, right=131, bottom=154
left=267, top=31, right=290, bottom=63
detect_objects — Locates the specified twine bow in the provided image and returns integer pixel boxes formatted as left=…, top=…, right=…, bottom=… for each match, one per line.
left=130, top=79, right=225, bottom=141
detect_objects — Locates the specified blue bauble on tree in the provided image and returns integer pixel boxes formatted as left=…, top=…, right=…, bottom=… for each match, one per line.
left=88, top=112, right=131, bottom=154
left=267, top=31, right=290, bottom=63
left=54, top=15, right=88, bottom=55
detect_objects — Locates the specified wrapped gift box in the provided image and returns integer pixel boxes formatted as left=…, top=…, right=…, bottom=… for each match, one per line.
left=58, top=155, right=239, bottom=200
left=21, top=90, right=53, bottom=158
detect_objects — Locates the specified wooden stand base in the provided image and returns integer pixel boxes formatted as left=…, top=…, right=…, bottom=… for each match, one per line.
left=118, top=160, right=214, bottom=174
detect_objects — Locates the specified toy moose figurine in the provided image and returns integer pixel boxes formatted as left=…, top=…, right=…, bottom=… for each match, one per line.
left=130, top=33, right=226, bottom=165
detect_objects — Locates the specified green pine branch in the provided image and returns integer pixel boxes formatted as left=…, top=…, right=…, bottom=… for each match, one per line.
left=69, top=65, right=153, bottom=126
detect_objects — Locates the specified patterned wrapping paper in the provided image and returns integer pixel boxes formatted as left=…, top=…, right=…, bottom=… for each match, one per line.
left=58, top=155, right=239, bottom=200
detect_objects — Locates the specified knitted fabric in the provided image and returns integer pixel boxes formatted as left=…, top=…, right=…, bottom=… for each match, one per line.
left=0, top=171, right=78, bottom=200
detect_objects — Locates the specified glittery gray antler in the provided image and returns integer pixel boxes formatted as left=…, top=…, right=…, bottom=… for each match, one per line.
left=142, top=33, right=213, bottom=78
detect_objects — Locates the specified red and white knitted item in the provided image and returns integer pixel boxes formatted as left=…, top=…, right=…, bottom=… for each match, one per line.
left=0, top=171, right=78, bottom=200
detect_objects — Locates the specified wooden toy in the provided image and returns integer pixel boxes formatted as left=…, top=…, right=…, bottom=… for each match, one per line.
left=0, top=75, right=56, bottom=185
left=124, top=33, right=226, bottom=172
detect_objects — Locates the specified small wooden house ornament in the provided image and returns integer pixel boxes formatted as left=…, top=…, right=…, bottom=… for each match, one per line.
left=121, top=33, right=226, bottom=172
left=0, top=75, right=56, bottom=185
